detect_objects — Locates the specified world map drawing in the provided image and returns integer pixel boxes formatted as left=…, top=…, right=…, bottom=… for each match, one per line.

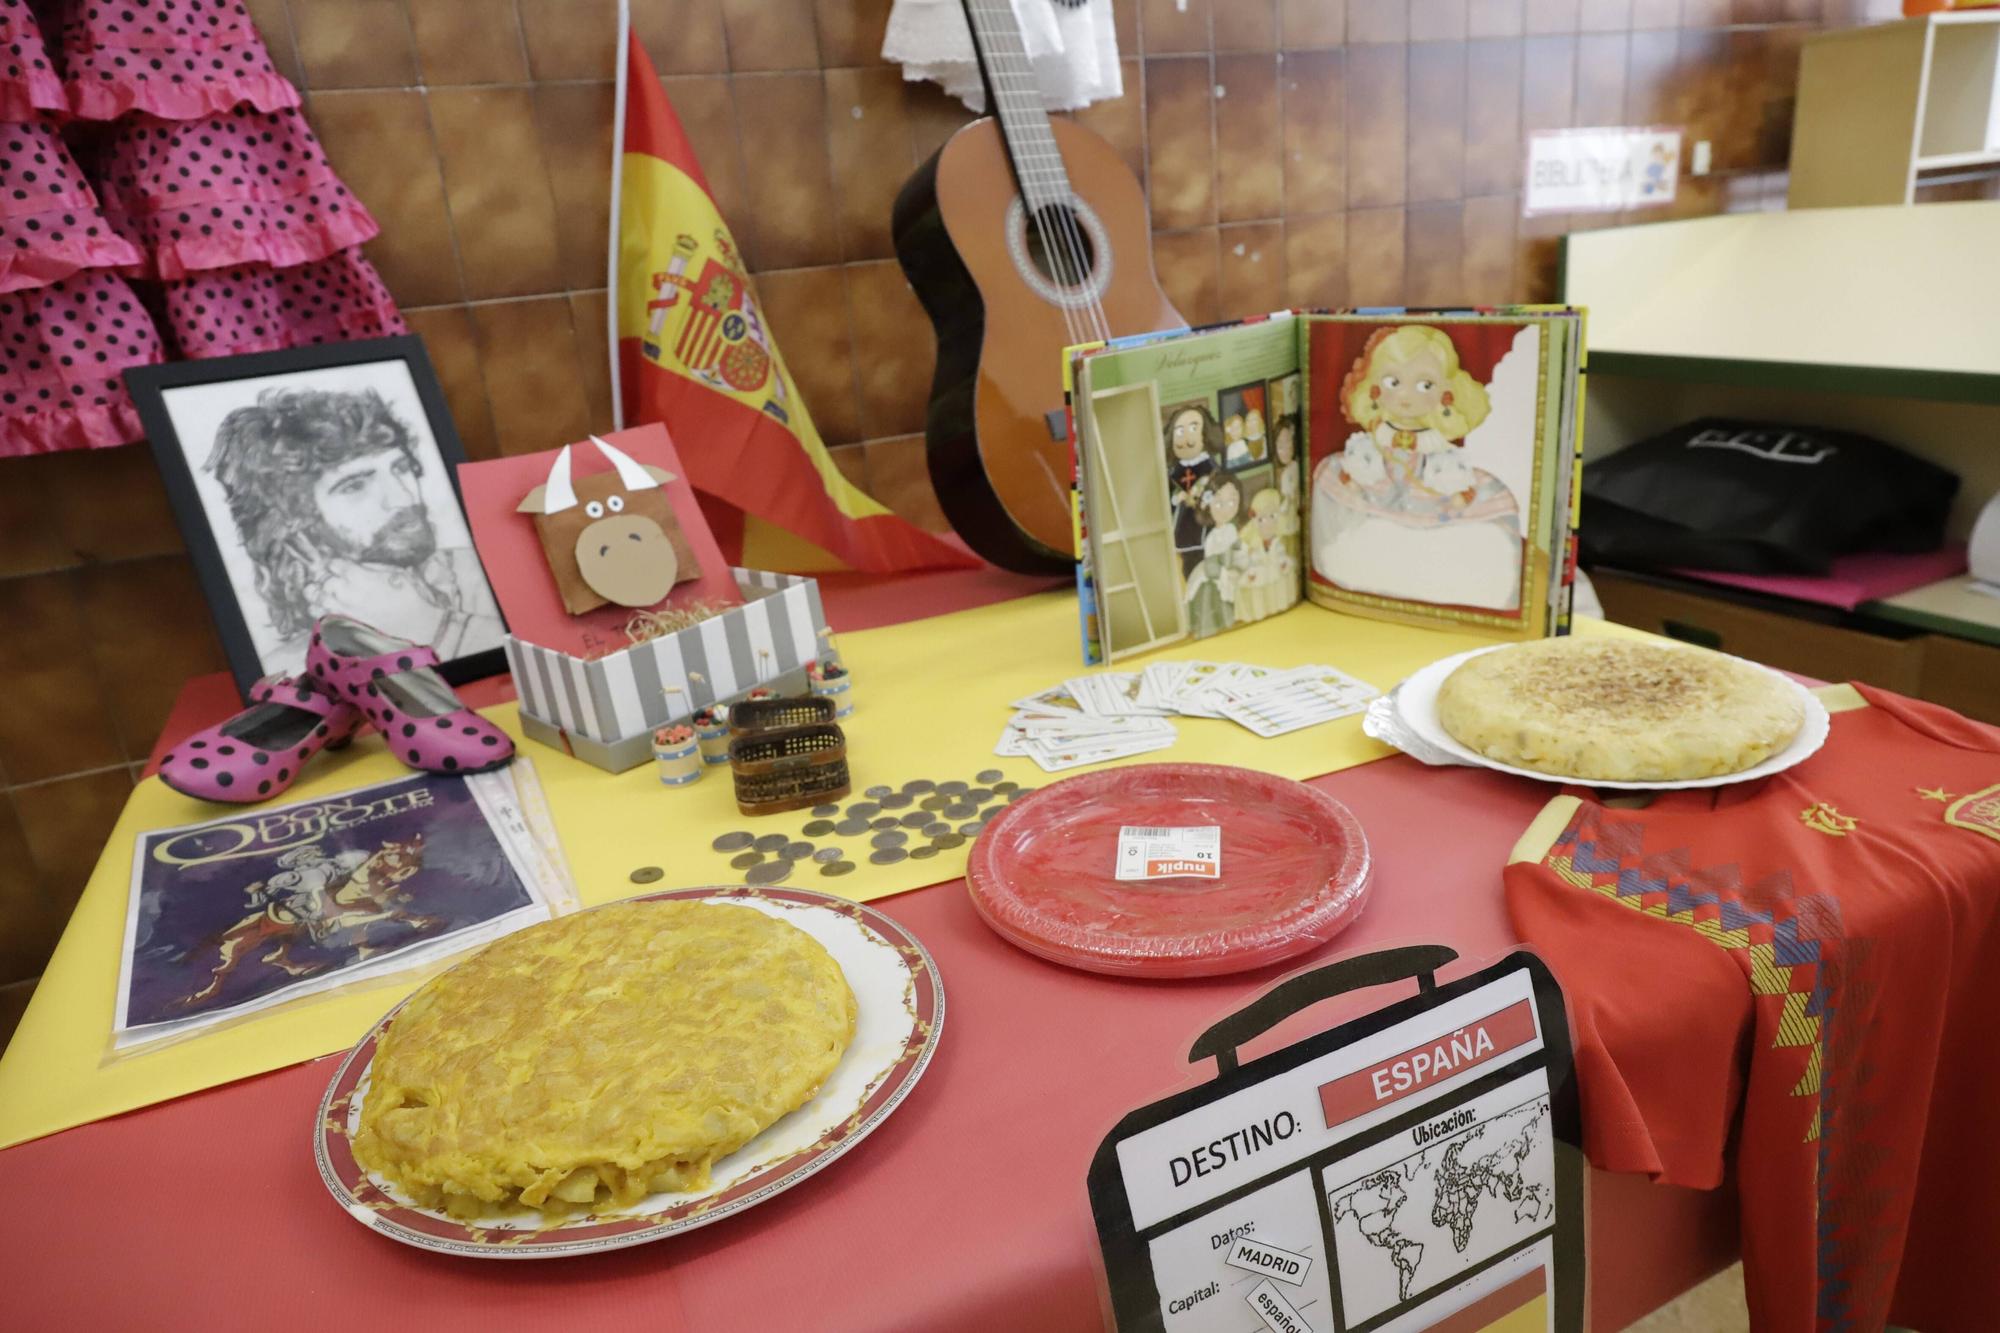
left=1328, top=1097, right=1556, bottom=1317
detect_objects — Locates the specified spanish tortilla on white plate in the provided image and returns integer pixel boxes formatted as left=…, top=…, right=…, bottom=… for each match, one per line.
left=1392, top=639, right=1829, bottom=789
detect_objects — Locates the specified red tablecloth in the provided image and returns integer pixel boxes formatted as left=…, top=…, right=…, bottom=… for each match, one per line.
left=1, top=570, right=1738, bottom=1329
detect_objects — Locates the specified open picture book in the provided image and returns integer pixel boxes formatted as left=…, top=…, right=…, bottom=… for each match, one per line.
left=1067, top=308, right=1586, bottom=663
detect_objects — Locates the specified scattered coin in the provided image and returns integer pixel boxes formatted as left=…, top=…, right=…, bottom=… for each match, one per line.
left=910, top=844, right=939, bottom=860
left=871, top=816, right=899, bottom=831
left=753, top=833, right=788, bottom=853
left=920, top=795, right=948, bottom=812
left=976, top=768, right=1004, bottom=784
left=1010, top=787, right=1037, bottom=800
left=871, top=830, right=908, bottom=849
left=784, top=841, right=815, bottom=860
left=835, top=817, right=871, bottom=835
left=965, top=788, right=992, bottom=803
left=848, top=801, right=881, bottom=818
left=745, top=860, right=792, bottom=885
left=812, top=846, right=845, bottom=864
left=869, top=847, right=908, bottom=865
left=899, top=811, right=930, bottom=828
left=932, top=832, right=966, bottom=850
left=711, top=831, right=754, bottom=852
left=880, top=792, right=913, bottom=809
left=810, top=803, right=840, bottom=817
left=864, top=784, right=892, bottom=798
left=903, top=778, right=936, bottom=794
left=923, top=821, right=951, bottom=838
left=628, top=866, right=664, bottom=884
left=993, top=781, right=1019, bottom=795
left=730, top=851, right=764, bottom=869
left=943, top=804, right=977, bottom=821
left=957, top=821, right=984, bottom=836
left=939, top=780, right=968, bottom=795
left=802, top=819, right=835, bottom=836
left=820, top=860, right=856, bottom=877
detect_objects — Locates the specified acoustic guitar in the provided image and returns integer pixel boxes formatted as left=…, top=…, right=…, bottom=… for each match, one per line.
left=894, top=0, right=1185, bottom=574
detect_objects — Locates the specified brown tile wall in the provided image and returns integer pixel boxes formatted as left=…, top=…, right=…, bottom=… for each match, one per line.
left=0, top=0, right=1897, bottom=1037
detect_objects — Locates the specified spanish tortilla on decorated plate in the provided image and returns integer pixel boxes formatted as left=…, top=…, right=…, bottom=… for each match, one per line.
left=315, top=885, right=941, bottom=1257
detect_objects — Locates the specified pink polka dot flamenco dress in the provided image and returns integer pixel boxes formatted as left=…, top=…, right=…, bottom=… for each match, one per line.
left=0, top=0, right=405, bottom=457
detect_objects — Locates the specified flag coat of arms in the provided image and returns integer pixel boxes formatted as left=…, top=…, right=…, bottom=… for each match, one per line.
left=611, top=31, right=975, bottom=574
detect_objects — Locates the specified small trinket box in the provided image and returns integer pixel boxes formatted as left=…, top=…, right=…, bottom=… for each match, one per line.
left=728, top=723, right=851, bottom=815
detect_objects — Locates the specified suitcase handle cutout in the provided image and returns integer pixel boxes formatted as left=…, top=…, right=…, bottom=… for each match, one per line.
left=1187, top=945, right=1460, bottom=1075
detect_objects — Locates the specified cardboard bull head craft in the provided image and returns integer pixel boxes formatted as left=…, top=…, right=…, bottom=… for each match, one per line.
left=516, top=435, right=700, bottom=615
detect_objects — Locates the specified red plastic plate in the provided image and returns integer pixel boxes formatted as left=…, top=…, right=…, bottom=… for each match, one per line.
left=966, top=763, right=1372, bottom=978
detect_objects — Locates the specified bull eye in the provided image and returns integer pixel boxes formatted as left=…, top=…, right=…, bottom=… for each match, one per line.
left=584, top=500, right=605, bottom=519
left=607, top=494, right=625, bottom=513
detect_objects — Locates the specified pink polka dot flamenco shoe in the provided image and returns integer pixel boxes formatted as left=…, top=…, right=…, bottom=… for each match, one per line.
left=307, top=615, right=514, bottom=775
left=158, top=674, right=365, bottom=803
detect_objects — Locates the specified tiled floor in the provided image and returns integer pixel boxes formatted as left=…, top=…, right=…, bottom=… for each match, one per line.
left=1630, top=1264, right=1749, bottom=1332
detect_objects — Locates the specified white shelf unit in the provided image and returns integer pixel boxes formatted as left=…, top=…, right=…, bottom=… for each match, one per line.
left=1790, top=10, right=2000, bottom=207
left=1561, top=203, right=2000, bottom=540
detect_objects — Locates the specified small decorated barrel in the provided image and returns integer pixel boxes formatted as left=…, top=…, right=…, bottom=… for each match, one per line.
left=652, top=724, right=703, bottom=787
left=693, top=705, right=732, bottom=765
left=809, top=660, right=854, bottom=719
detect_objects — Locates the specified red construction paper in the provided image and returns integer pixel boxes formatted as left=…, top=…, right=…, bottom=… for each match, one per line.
left=457, top=423, right=741, bottom=657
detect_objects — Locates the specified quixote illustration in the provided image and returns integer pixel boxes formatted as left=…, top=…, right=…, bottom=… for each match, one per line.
left=179, top=837, right=436, bottom=1008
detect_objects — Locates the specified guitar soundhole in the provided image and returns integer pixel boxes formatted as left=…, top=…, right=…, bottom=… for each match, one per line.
left=1024, top=204, right=1096, bottom=290
left=1005, top=196, right=1113, bottom=309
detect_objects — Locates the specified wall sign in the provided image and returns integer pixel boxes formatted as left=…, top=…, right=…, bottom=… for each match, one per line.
left=1090, top=947, right=1584, bottom=1332
left=1523, top=127, right=1680, bottom=215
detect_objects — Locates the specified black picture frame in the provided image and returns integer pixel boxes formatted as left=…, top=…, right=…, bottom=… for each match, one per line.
left=128, top=336, right=507, bottom=698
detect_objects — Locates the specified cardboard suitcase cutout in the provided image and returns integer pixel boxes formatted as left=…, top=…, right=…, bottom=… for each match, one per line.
left=517, top=434, right=702, bottom=615
left=1090, top=946, right=1584, bottom=1333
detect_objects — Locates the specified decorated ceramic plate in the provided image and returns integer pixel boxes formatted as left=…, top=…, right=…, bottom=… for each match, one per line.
left=315, top=885, right=942, bottom=1258
left=966, top=763, right=1372, bottom=978
left=1388, top=644, right=1831, bottom=789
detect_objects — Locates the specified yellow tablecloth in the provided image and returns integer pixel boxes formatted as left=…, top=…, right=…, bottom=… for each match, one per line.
left=0, top=592, right=1578, bottom=1148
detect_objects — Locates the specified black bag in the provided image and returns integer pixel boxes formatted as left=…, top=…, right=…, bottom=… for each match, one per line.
left=1581, top=418, right=1959, bottom=574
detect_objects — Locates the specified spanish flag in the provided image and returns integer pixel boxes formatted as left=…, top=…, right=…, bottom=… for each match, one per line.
left=611, top=30, right=976, bottom=573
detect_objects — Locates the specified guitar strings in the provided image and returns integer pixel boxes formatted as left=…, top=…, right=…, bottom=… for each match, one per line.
left=971, top=0, right=1086, bottom=346
left=974, top=0, right=1109, bottom=345
left=1002, top=4, right=1110, bottom=344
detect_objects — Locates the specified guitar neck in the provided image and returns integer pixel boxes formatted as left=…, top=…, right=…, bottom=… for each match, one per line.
left=961, top=0, right=1074, bottom=210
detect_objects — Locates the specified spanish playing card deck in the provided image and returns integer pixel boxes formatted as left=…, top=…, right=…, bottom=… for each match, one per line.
left=999, top=663, right=1381, bottom=770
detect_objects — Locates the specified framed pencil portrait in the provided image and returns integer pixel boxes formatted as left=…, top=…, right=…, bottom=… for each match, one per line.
left=128, top=336, right=508, bottom=697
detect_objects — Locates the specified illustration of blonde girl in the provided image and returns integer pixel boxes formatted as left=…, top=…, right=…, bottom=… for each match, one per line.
left=1233, top=487, right=1294, bottom=624
left=1312, top=323, right=1524, bottom=612
left=1184, top=474, right=1243, bottom=636
left=1339, top=324, right=1491, bottom=465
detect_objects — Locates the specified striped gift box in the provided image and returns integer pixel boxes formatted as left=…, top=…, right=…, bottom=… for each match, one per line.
left=506, top=569, right=830, bottom=747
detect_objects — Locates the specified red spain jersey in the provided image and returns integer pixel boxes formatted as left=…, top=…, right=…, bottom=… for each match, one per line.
left=1504, top=683, right=2000, bottom=1333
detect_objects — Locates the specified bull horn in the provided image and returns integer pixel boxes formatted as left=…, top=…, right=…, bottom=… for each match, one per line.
left=542, top=444, right=579, bottom=513
left=591, top=435, right=660, bottom=492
